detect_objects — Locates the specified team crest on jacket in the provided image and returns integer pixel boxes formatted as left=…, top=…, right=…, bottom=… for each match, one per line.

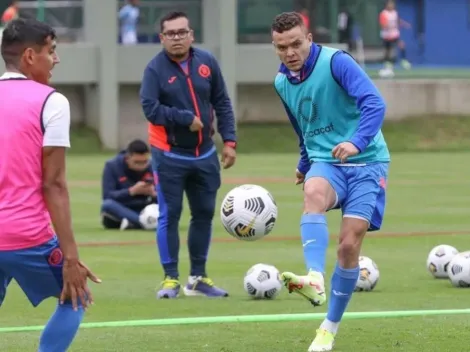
left=198, top=64, right=211, bottom=78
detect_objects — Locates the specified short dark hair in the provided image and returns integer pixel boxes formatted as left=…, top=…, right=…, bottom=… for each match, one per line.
left=160, top=11, right=189, bottom=32
left=271, top=12, right=304, bottom=33
left=1, top=18, right=56, bottom=66
left=127, top=139, right=149, bottom=154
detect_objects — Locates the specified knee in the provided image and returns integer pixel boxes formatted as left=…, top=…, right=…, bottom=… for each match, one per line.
left=101, top=199, right=117, bottom=212
left=191, top=198, right=215, bottom=221
left=303, top=179, right=335, bottom=213
left=166, top=203, right=183, bottom=220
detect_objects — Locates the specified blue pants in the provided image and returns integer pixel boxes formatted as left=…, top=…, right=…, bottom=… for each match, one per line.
left=0, top=238, right=63, bottom=307
left=101, top=199, right=143, bottom=229
left=151, top=147, right=221, bottom=278
left=305, top=162, right=389, bottom=231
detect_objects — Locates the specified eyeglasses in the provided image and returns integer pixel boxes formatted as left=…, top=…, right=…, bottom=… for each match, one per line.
left=162, top=30, right=190, bottom=40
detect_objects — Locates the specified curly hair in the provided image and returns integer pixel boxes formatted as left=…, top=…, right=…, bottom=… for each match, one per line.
left=271, top=12, right=304, bottom=33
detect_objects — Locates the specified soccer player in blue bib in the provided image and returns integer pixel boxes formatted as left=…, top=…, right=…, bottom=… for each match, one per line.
left=272, top=12, right=390, bottom=351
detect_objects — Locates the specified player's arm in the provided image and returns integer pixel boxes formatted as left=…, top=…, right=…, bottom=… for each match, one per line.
left=278, top=97, right=310, bottom=175
left=101, top=162, right=136, bottom=202
left=399, top=18, right=411, bottom=28
left=208, top=55, right=237, bottom=148
left=331, top=51, right=386, bottom=153
left=139, top=64, right=194, bottom=126
left=41, top=92, right=79, bottom=262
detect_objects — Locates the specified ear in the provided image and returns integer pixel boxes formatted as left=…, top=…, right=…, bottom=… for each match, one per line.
left=23, top=47, right=35, bottom=66
left=307, top=32, right=313, bottom=42
left=159, top=33, right=164, bottom=42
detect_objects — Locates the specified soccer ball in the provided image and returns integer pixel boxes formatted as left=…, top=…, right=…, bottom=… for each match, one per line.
left=354, top=256, right=380, bottom=292
left=448, top=251, right=470, bottom=287
left=243, top=263, right=282, bottom=299
left=426, top=244, right=458, bottom=278
left=139, top=204, right=159, bottom=230
left=220, top=184, right=277, bottom=241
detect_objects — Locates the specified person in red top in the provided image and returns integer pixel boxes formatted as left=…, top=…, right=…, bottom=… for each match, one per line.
left=379, top=0, right=411, bottom=70
left=299, top=8, right=310, bottom=32
left=1, top=0, right=19, bottom=25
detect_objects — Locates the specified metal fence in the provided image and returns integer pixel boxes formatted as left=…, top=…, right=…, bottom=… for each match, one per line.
left=10, top=0, right=385, bottom=46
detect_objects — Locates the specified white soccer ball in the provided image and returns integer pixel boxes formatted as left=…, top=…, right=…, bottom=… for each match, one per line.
left=243, top=263, right=282, bottom=299
left=220, top=184, right=277, bottom=241
left=139, top=204, right=159, bottom=230
left=354, top=256, right=380, bottom=292
left=426, top=244, right=459, bottom=278
left=448, top=251, right=470, bottom=287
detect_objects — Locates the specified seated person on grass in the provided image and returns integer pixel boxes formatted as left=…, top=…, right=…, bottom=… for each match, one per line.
left=101, top=139, right=157, bottom=230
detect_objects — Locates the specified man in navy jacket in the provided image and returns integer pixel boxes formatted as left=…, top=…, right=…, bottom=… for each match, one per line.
left=140, top=11, right=236, bottom=299
left=101, top=139, right=156, bottom=230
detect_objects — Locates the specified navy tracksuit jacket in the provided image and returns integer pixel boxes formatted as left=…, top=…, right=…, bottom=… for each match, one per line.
left=139, top=47, right=236, bottom=278
left=101, top=151, right=156, bottom=228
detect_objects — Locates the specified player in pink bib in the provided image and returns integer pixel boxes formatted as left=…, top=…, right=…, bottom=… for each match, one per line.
left=0, top=18, right=100, bottom=351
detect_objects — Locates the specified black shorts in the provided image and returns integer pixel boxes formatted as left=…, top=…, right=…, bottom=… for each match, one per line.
left=383, top=38, right=399, bottom=50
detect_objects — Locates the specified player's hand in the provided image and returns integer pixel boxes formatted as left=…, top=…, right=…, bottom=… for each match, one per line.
left=61, top=259, right=101, bottom=311
left=130, top=181, right=148, bottom=196
left=332, top=142, right=359, bottom=163
left=189, top=117, right=204, bottom=132
left=295, top=169, right=305, bottom=185
left=221, top=145, right=236, bottom=169
left=148, top=185, right=157, bottom=197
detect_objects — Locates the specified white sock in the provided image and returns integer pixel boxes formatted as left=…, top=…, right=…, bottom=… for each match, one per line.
left=320, top=319, right=339, bottom=334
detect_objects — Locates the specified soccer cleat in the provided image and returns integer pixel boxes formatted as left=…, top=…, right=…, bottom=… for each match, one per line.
left=156, top=277, right=180, bottom=299
left=183, top=276, right=229, bottom=297
left=280, top=271, right=326, bottom=306
left=308, top=328, right=335, bottom=352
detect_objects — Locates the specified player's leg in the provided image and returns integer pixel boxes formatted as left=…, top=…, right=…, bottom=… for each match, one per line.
left=183, top=151, right=228, bottom=297
left=309, top=163, right=388, bottom=352
left=0, top=264, right=13, bottom=306
left=151, top=148, right=188, bottom=298
left=101, top=199, right=141, bottom=230
left=397, top=39, right=411, bottom=69
left=5, top=238, right=84, bottom=352
left=383, top=40, right=393, bottom=69
left=281, top=163, right=347, bottom=307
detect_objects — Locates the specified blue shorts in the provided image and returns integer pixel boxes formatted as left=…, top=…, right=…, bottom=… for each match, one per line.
left=0, top=237, right=63, bottom=307
left=305, top=162, right=389, bottom=231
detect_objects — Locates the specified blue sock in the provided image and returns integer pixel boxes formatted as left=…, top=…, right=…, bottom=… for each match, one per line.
left=326, top=264, right=360, bottom=323
left=38, top=302, right=84, bottom=352
left=301, top=213, right=329, bottom=273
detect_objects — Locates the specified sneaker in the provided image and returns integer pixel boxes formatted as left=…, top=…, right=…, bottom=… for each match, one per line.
left=119, top=218, right=130, bottom=231
left=280, top=270, right=326, bottom=306
left=401, top=59, right=411, bottom=70
left=156, top=277, right=180, bottom=299
left=183, top=276, right=229, bottom=297
left=308, top=328, right=335, bottom=352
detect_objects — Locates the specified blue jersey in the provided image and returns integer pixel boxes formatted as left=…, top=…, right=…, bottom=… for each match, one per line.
left=275, top=45, right=390, bottom=172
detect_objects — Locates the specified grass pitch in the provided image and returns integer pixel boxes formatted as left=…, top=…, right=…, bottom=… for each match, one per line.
left=1, top=152, right=470, bottom=351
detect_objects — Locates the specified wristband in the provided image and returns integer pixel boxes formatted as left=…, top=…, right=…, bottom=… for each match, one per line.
left=224, top=141, right=236, bottom=149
